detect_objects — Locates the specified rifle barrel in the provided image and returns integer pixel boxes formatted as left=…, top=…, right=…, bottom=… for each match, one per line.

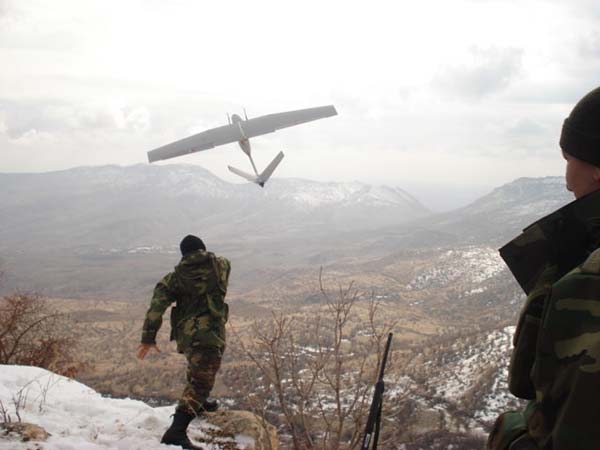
left=360, top=332, right=393, bottom=450
left=378, top=333, right=393, bottom=380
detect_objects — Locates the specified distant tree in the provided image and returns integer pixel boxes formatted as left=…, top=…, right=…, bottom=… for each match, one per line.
left=0, top=292, right=83, bottom=377
left=232, top=270, right=398, bottom=450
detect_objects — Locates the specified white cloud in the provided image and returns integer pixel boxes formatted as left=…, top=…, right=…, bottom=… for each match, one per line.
left=433, top=47, right=524, bottom=100
left=0, top=0, right=597, bottom=206
left=0, top=100, right=150, bottom=138
left=112, top=106, right=151, bottom=133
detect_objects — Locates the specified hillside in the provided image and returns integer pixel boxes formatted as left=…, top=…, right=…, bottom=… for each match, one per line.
left=0, top=164, right=429, bottom=299
left=0, top=167, right=572, bottom=301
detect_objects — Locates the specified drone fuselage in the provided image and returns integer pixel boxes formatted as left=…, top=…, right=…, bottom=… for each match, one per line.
left=238, top=138, right=251, bottom=157
left=231, top=114, right=252, bottom=157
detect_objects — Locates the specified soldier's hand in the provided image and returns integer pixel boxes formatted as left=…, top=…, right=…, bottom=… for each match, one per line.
left=136, top=343, right=160, bottom=360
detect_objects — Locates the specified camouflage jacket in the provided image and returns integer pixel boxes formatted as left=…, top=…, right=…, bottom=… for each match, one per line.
left=489, top=250, right=600, bottom=450
left=141, top=250, right=231, bottom=352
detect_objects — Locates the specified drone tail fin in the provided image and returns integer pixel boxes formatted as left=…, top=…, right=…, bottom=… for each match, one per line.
left=258, top=151, right=285, bottom=185
left=228, top=165, right=258, bottom=183
left=228, top=151, right=284, bottom=187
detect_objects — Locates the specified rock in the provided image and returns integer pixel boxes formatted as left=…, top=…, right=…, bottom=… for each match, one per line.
left=0, top=422, right=50, bottom=442
left=202, top=410, right=279, bottom=450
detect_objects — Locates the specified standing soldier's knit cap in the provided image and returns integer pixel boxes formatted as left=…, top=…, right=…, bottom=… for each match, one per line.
left=180, top=235, right=206, bottom=256
left=560, top=86, right=600, bottom=167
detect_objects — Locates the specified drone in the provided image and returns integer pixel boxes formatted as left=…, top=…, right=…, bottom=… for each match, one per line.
left=147, top=105, right=338, bottom=187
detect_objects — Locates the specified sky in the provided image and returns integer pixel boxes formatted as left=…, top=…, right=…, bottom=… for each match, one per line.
left=1, top=0, right=599, bottom=209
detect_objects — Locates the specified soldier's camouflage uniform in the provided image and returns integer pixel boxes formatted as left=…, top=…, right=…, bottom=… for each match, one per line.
left=489, top=193, right=600, bottom=450
left=141, top=250, right=231, bottom=416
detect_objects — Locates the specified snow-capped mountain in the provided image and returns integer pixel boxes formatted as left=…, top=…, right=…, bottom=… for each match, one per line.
left=267, top=178, right=423, bottom=209
left=365, top=176, right=573, bottom=253
left=466, top=176, right=569, bottom=214
left=0, top=167, right=570, bottom=299
left=0, top=164, right=429, bottom=297
left=0, top=164, right=429, bottom=252
left=433, top=176, right=573, bottom=244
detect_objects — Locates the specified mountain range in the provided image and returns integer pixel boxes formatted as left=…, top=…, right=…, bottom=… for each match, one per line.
left=0, top=164, right=573, bottom=299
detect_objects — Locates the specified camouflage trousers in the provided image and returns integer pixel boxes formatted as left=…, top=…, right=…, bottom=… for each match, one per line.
left=176, top=345, right=223, bottom=416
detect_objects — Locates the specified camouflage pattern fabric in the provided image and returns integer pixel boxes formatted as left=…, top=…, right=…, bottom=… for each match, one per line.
left=176, top=345, right=223, bottom=416
left=141, top=250, right=230, bottom=418
left=499, top=188, right=600, bottom=296
left=488, top=247, right=600, bottom=450
left=487, top=410, right=528, bottom=450
left=141, top=250, right=231, bottom=352
left=508, top=265, right=558, bottom=399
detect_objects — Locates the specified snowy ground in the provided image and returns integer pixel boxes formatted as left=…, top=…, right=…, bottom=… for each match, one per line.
left=431, top=327, right=514, bottom=404
left=406, top=246, right=505, bottom=291
left=0, top=366, right=250, bottom=450
left=384, top=325, right=520, bottom=436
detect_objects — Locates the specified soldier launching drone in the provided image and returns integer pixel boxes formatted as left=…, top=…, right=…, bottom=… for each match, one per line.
left=137, top=235, right=230, bottom=450
left=134, top=105, right=336, bottom=449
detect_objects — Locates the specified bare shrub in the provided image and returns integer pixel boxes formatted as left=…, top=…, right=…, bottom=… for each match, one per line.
left=0, top=293, right=83, bottom=377
left=0, top=371, right=64, bottom=423
left=231, top=270, right=396, bottom=450
left=0, top=382, right=28, bottom=423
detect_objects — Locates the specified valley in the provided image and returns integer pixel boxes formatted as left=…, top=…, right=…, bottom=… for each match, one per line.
left=0, top=165, right=574, bottom=448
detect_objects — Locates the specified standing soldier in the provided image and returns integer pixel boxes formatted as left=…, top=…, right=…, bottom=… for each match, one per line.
left=488, top=86, right=600, bottom=450
left=137, top=235, right=231, bottom=450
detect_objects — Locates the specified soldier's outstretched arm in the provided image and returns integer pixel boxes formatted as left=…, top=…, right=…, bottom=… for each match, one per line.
left=140, top=272, right=177, bottom=346
left=136, top=342, right=161, bottom=360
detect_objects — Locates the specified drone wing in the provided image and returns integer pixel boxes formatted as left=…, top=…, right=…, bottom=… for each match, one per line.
left=240, top=105, right=337, bottom=139
left=147, top=123, right=244, bottom=163
left=147, top=105, right=337, bottom=163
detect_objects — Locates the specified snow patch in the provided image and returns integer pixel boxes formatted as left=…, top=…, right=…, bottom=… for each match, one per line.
left=0, top=365, right=250, bottom=450
left=407, top=246, right=504, bottom=290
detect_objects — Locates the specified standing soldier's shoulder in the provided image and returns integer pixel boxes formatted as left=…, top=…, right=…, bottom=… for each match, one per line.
left=581, top=248, right=600, bottom=275
left=217, top=256, right=231, bottom=268
left=161, top=271, right=177, bottom=285
left=552, top=248, right=600, bottom=301
left=155, top=271, right=180, bottom=294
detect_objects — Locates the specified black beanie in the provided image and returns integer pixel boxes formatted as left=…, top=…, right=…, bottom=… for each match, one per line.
left=560, top=86, right=600, bottom=167
left=180, top=235, right=206, bottom=256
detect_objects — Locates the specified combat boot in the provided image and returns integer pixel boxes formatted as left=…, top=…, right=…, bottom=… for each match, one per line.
left=161, top=410, right=203, bottom=450
left=202, top=398, right=219, bottom=412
